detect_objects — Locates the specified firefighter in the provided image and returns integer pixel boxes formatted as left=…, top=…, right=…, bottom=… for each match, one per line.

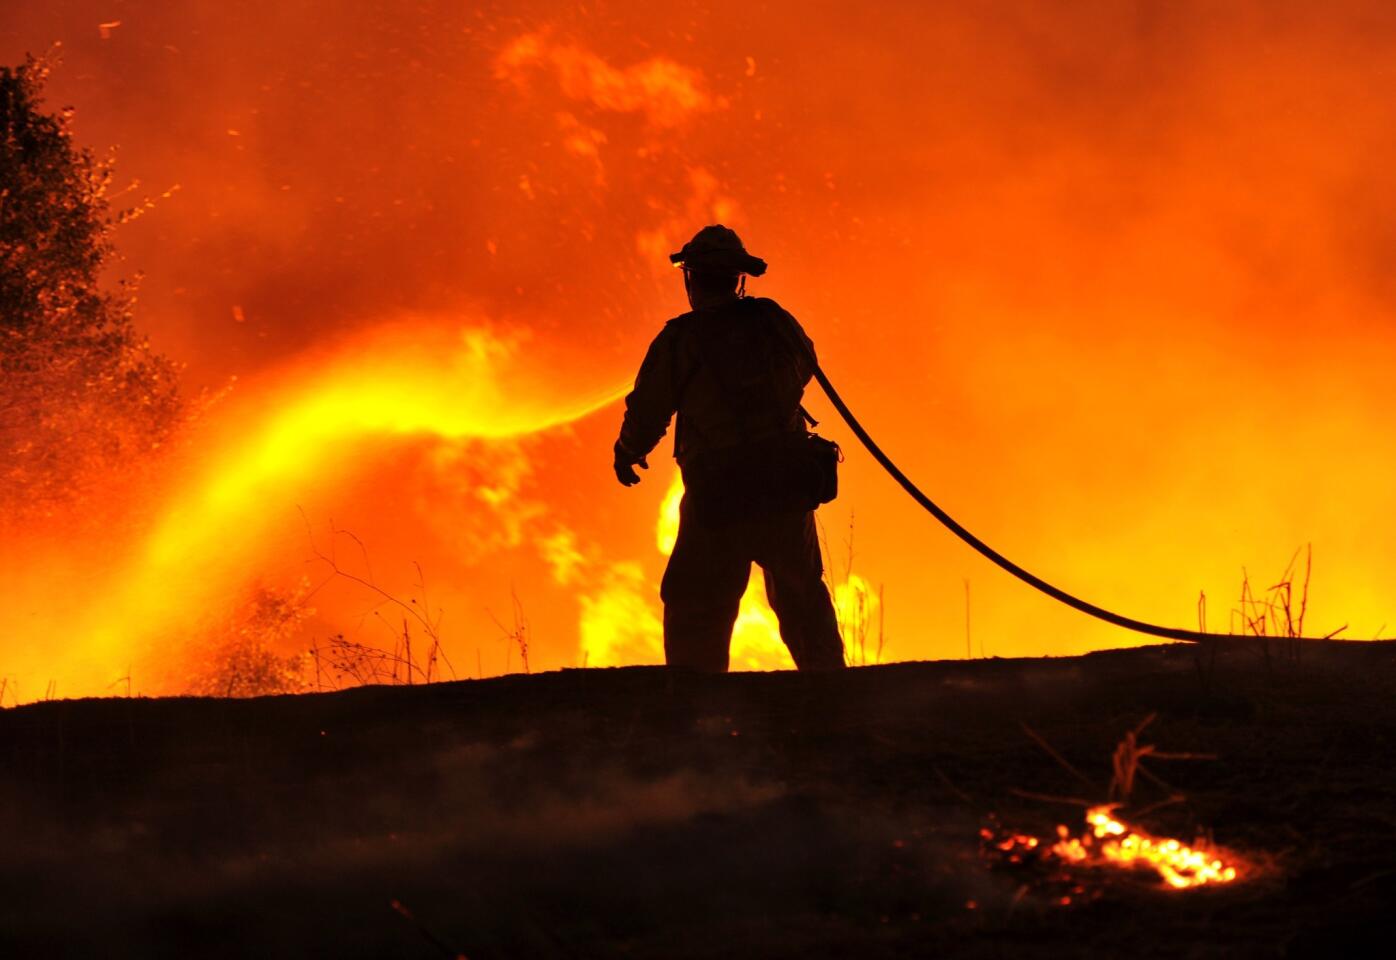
left=613, top=225, right=846, bottom=672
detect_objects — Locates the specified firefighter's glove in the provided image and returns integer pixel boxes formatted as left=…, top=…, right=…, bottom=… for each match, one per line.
left=613, top=442, right=649, bottom=487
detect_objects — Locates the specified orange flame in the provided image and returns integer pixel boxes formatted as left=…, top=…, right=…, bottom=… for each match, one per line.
left=3, top=323, right=625, bottom=698
left=579, top=472, right=877, bottom=670
left=10, top=6, right=1395, bottom=694
left=1051, top=806, right=1240, bottom=890
left=495, top=31, right=724, bottom=128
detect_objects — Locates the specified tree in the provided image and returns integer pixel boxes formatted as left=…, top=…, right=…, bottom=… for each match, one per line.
left=1, top=55, right=182, bottom=520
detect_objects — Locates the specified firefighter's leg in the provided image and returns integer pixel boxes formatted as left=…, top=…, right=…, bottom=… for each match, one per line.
left=660, top=497, right=751, bottom=671
left=758, top=511, right=847, bottom=671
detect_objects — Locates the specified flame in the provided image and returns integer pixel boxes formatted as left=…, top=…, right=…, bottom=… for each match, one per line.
left=8, top=323, right=625, bottom=697
left=9, top=5, right=1396, bottom=691
left=989, top=805, right=1241, bottom=892
left=665, top=472, right=792, bottom=671
left=581, top=472, right=793, bottom=670
left=579, top=562, right=663, bottom=668
left=581, top=472, right=877, bottom=671
left=1052, top=806, right=1240, bottom=890
left=495, top=31, right=724, bottom=128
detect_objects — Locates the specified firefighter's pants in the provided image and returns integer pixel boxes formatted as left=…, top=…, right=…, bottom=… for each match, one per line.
left=660, top=496, right=847, bottom=671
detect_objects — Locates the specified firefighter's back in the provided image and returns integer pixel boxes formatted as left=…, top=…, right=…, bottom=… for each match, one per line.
left=670, top=296, right=812, bottom=467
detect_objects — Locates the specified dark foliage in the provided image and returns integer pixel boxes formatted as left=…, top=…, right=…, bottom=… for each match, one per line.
left=1, top=56, right=181, bottom=520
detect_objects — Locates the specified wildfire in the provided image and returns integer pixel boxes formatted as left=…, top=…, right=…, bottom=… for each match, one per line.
left=579, top=472, right=879, bottom=670
left=654, top=472, right=790, bottom=670
left=662, top=472, right=879, bottom=670
left=986, top=805, right=1241, bottom=893
left=12, top=6, right=1394, bottom=696
left=579, top=472, right=803, bottom=670
left=6, top=323, right=626, bottom=698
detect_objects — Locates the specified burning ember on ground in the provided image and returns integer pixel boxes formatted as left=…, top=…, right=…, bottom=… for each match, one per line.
left=985, top=805, right=1241, bottom=896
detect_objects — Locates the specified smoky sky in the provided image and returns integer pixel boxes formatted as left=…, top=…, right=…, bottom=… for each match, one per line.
left=5, top=1, right=1396, bottom=684
left=6, top=0, right=1394, bottom=385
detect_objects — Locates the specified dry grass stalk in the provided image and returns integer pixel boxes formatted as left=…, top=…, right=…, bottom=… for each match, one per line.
left=310, top=631, right=445, bottom=689
left=816, top=509, right=885, bottom=667
left=1020, top=722, right=1095, bottom=788
left=1107, top=713, right=1215, bottom=804
left=1194, top=589, right=1221, bottom=694
left=487, top=588, right=530, bottom=674
left=1229, top=544, right=1346, bottom=665
left=1017, top=716, right=1213, bottom=819
left=300, top=515, right=456, bottom=691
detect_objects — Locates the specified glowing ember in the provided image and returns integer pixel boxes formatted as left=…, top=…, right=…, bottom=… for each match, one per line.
left=985, top=806, right=1241, bottom=893
left=1052, top=806, right=1239, bottom=890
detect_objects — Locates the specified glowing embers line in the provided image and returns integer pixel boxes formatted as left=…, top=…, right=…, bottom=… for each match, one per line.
left=1053, top=806, right=1238, bottom=889
left=985, top=805, right=1241, bottom=894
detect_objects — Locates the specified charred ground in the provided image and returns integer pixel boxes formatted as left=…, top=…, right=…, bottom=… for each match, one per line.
left=3, top=642, right=1395, bottom=958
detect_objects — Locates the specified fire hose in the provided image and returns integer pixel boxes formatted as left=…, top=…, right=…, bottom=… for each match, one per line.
left=806, top=358, right=1356, bottom=645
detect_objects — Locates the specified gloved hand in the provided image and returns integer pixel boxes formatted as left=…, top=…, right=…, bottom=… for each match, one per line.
left=613, top=442, right=649, bottom=486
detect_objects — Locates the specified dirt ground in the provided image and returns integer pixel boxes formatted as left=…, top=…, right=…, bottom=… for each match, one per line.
left=3, top=640, right=1395, bottom=958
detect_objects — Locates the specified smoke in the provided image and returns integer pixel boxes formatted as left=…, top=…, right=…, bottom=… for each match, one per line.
left=495, top=30, right=725, bottom=127
left=3, top=2, right=1396, bottom=696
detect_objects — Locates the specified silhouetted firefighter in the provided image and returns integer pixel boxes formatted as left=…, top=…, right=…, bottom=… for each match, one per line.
left=614, top=226, right=846, bottom=671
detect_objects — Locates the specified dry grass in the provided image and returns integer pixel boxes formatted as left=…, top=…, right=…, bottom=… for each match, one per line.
left=192, top=518, right=460, bottom=697
left=1230, top=544, right=1346, bottom=666
left=1196, top=543, right=1345, bottom=692
left=1017, top=714, right=1214, bottom=820
left=488, top=587, right=531, bottom=675
left=817, top=509, right=885, bottom=667
left=309, top=628, right=448, bottom=690
left=302, top=519, right=457, bottom=691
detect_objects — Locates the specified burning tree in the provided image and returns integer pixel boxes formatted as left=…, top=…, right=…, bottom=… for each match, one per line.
left=0, top=55, right=181, bottom=520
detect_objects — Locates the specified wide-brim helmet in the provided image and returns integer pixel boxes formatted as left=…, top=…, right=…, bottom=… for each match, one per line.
left=669, top=224, right=767, bottom=276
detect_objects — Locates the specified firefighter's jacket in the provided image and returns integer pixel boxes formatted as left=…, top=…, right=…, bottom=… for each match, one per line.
left=617, top=296, right=816, bottom=469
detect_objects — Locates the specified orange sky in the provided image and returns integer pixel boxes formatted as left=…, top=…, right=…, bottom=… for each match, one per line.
left=3, top=2, right=1394, bottom=697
